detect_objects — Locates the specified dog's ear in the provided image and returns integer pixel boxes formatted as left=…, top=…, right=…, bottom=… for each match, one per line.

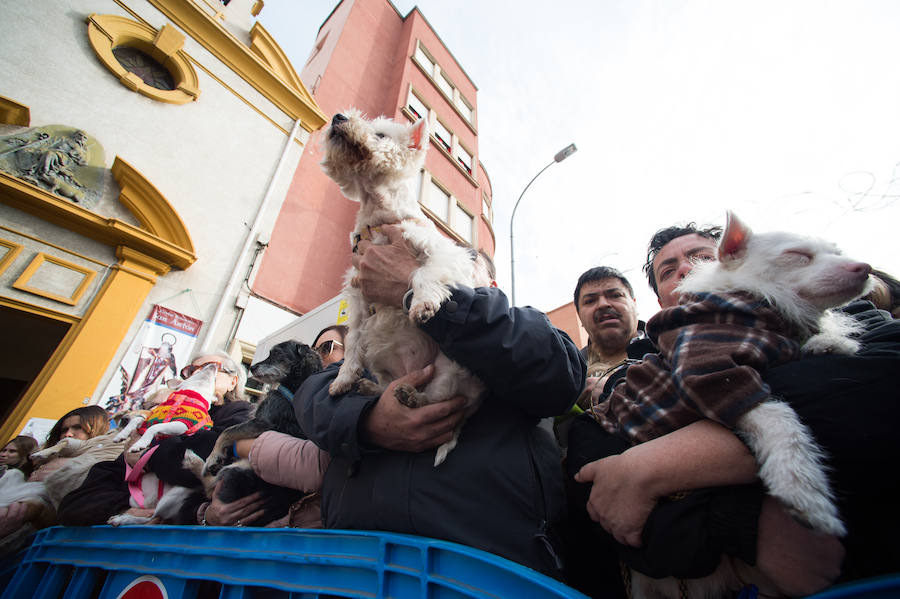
left=409, top=118, right=427, bottom=150
left=718, top=210, right=751, bottom=267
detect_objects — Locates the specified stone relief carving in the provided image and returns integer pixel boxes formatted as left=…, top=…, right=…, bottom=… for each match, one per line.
left=0, top=125, right=106, bottom=209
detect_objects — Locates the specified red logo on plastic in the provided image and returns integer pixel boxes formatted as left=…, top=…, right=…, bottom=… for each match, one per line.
left=116, top=575, right=168, bottom=599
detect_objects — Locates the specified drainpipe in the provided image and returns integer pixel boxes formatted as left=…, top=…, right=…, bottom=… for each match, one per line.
left=199, top=117, right=304, bottom=352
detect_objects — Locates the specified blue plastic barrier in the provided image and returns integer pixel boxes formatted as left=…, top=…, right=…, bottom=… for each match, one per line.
left=0, top=525, right=589, bottom=599
left=806, top=574, right=900, bottom=599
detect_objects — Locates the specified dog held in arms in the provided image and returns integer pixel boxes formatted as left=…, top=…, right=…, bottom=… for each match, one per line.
left=199, top=340, right=324, bottom=526
left=591, top=211, right=872, bottom=598
left=321, top=109, right=488, bottom=466
left=107, top=363, right=219, bottom=525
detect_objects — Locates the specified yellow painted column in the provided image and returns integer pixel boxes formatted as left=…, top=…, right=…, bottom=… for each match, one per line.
left=3, top=247, right=169, bottom=442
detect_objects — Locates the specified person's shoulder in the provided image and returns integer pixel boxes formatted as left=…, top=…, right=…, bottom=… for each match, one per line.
left=211, top=400, right=252, bottom=426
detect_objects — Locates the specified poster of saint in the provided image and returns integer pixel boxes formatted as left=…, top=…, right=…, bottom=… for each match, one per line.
left=102, top=305, right=202, bottom=416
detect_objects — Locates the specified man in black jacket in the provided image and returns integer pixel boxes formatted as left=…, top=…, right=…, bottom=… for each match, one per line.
left=295, top=225, right=584, bottom=578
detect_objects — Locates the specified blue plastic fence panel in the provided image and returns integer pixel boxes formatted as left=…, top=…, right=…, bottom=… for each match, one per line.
left=806, top=574, right=900, bottom=599
left=0, top=525, right=590, bottom=599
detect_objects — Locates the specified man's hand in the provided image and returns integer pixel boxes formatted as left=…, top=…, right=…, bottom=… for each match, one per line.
left=352, top=224, right=418, bottom=306
left=363, top=365, right=468, bottom=452
left=574, top=452, right=657, bottom=547
left=755, top=496, right=845, bottom=597
left=204, top=480, right=266, bottom=526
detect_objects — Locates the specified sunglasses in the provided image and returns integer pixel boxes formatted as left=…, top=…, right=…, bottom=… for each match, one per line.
left=180, top=361, right=234, bottom=379
left=315, top=339, right=344, bottom=357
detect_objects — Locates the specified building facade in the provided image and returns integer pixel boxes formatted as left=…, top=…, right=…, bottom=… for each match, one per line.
left=0, top=0, right=325, bottom=441
left=252, top=0, right=496, bottom=316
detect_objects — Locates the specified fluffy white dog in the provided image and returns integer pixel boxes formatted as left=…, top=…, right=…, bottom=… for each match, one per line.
left=321, top=109, right=487, bottom=466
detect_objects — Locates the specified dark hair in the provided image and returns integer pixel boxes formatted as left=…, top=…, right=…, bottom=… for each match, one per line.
left=44, top=405, right=110, bottom=448
left=313, top=325, right=349, bottom=348
left=643, top=223, right=722, bottom=297
left=574, top=266, right=634, bottom=306
left=3, top=435, right=38, bottom=471
left=866, top=268, right=900, bottom=316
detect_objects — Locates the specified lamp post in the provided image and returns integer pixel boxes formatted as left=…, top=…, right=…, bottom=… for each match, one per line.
left=509, top=143, right=577, bottom=306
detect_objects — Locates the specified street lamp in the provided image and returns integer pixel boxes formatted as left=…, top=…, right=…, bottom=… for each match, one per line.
left=509, top=143, right=577, bottom=306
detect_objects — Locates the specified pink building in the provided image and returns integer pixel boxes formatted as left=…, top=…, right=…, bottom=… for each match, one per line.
left=253, top=0, right=495, bottom=314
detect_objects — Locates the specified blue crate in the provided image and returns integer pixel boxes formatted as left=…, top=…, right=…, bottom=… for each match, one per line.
left=806, top=574, right=900, bottom=599
left=0, top=525, right=589, bottom=599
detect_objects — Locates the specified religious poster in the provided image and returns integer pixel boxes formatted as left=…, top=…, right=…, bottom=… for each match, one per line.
left=102, top=305, right=202, bottom=416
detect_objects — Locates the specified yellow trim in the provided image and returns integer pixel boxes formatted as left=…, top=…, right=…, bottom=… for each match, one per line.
left=148, top=0, right=327, bottom=131
left=248, top=22, right=305, bottom=93
left=87, top=14, right=200, bottom=105
left=5, top=249, right=163, bottom=439
left=0, top=296, right=80, bottom=325
left=0, top=225, right=109, bottom=268
left=0, top=238, right=23, bottom=276
left=0, top=95, right=30, bottom=127
left=251, top=1, right=264, bottom=18
left=12, top=252, right=98, bottom=306
left=0, top=169, right=196, bottom=270
left=112, top=157, right=195, bottom=255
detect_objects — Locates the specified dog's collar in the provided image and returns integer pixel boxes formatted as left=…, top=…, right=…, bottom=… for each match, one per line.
left=276, top=384, right=294, bottom=401
left=352, top=225, right=377, bottom=253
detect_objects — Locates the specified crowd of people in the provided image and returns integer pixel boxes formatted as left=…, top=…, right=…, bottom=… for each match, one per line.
left=2, top=218, right=898, bottom=598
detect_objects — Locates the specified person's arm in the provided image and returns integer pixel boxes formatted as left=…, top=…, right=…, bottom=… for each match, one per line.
left=575, top=419, right=757, bottom=546
left=246, top=431, right=331, bottom=492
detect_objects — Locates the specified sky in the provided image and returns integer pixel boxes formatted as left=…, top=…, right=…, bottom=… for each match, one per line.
left=257, top=0, right=900, bottom=321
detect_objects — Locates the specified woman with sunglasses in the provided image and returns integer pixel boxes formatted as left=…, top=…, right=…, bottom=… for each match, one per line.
left=57, top=351, right=253, bottom=526
left=312, top=325, right=347, bottom=367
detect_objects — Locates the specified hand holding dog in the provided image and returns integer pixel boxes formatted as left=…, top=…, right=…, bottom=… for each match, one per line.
left=363, top=365, right=467, bottom=452
left=204, top=480, right=265, bottom=526
left=352, top=224, right=417, bottom=306
left=575, top=453, right=655, bottom=547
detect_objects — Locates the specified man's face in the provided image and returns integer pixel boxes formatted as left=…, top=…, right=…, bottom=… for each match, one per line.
left=652, top=234, right=718, bottom=308
left=576, top=278, right=638, bottom=353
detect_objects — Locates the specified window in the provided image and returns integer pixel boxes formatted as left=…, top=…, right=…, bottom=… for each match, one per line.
left=433, top=120, right=452, bottom=153
left=414, top=44, right=436, bottom=76
left=455, top=96, right=473, bottom=122
left=452, top=203, right=474, bottom=244
left=482, top=194, right=493, bottom=223
left=456, top=145, right=473, bottom=175
left=425, top=181, right=450, bottom=222
left=437, top=73, right=454, bottom=99
left=408, top=93, right=428, bottom=121
left=87, top=15, right=199, bottom=104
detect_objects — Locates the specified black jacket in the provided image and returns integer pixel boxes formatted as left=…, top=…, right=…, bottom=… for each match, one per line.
left=295, top=286, right=585, bottom=577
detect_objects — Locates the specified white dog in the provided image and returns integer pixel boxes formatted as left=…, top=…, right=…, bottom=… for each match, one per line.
left=321, top=109, right=487, bottom=466
left=594, top=212, right=872, bottom=598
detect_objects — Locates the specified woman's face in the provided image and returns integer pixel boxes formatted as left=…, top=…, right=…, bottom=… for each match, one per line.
left=59, top=416, right=89, bottom=441
left=315, top=330, right=345, bottom=366
left=190, top=355, right=237, bottom=404
left=0, top=443, right=21, bottom=466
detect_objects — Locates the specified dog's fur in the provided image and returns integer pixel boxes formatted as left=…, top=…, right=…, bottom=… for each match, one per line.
left=198, top=341, right=324, bottom=526
left=631, top=212, right=872, bottom=599
left=113, top=363, right=217, bottom=453
left=107, top=365, right=219, bottom=526
left=320, top=109, right=488, bottom=466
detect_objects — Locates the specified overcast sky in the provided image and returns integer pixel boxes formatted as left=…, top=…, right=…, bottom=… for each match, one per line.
left=258, top=0, right=900, bottom=320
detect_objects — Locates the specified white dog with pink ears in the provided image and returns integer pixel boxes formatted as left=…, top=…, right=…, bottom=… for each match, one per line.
left=593, top=211, right=873, bottom=598
left=320, top=109, right=488, bottom=466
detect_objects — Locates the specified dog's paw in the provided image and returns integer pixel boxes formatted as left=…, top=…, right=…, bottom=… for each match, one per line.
left=329, top=378, right=353, bottom=396
left=113, top=430, right=130, bottom=443
left=29, top=447, right=54, bottom=461
left=802, top=333, right=860, bottom=356
left=395, top=383, right=427, bottom=408
left=409, top=301, right=438, bottom=324
left=108, top=514, right=151, bottom=526
left=128, top=438, right=151, bottom=453
left=354, top=378, right=382, bottom=397
left=203, top=452, right=227, bottom=478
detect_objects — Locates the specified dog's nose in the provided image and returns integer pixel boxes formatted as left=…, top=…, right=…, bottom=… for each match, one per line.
left=332, top=113, right=348, bottom=126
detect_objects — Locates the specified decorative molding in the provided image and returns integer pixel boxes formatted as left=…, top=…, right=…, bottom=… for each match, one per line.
left=111, top=157, right=195, bottom=255
left=0, top=95, right=30, bottom=127
left=147, top=0, right=327, bottom=131
left=86, top=14, right=200, bottom=104
left=0, top=170, right=196, bottom=270
left=0, top=238, right=24, bottom=276
left=12, top=252, right=98, bottom=306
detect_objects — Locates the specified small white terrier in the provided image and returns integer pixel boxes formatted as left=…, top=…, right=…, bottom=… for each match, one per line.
left=321, top=109, right=487, bottom=466
left=624, top=212, right=872, bottom=598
